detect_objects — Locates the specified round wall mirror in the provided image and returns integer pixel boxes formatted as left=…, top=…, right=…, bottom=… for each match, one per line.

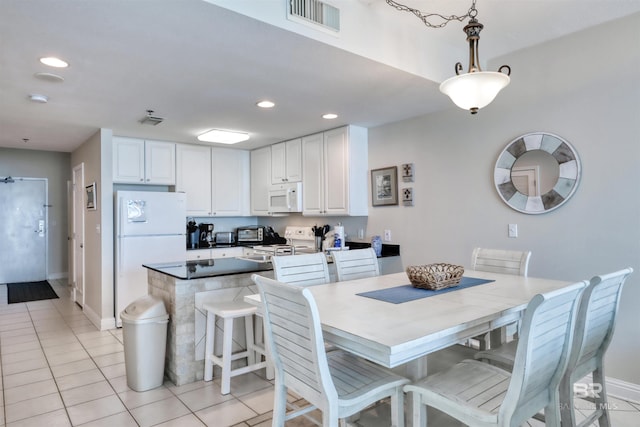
left=494, top=132, right=581, bottom=214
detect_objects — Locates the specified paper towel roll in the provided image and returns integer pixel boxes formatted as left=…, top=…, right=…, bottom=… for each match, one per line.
left=334, top=225, right=344, bottom=249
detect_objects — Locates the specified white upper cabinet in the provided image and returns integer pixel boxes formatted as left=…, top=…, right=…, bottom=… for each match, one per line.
left=113, top=136, right=176, bottom=185
left=271, top=138, right=302, bottom=183
left=176, top=144, right=250, bottom=217
left=250, top=146, right=272, bottom=215
left=302, top=126, right=368, bottom=216
left=211, top=147, right=250, bottom=216
left=176, top=144, right=212, bottom=216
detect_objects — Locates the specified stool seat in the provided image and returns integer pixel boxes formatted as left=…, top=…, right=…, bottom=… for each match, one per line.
left=203, top=299, right=269, bottom=395
left=203, top=300, right=257, bottom=318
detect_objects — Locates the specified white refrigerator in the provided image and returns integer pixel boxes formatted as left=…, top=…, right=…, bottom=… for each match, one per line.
left=114, top=191, right=186, bottom=327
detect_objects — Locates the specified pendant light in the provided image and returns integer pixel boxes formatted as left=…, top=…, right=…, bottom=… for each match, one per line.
left=386, top=0, right=511, bottom=114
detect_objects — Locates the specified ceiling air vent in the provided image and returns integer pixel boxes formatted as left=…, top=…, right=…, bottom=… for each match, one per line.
left=289, top=0, right=340, bottom=32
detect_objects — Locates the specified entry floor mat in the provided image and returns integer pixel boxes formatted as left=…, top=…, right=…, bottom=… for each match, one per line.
left=7, top=280, right=59, bottom=304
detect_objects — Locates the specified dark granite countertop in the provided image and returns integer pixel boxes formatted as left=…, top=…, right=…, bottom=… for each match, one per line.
left=143, top=258, right=271, bottom=280
left=345, top=241, right=400, bottom=258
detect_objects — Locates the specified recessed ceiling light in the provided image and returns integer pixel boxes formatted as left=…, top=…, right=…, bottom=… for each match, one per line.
left=322, top=113, right=338, bottom=119
left=29, top=94, right=49, bottom=103
left=39, top=57, right=69, bottom=68
left=256, top=100, right=275, bottom=108
left=198, top=129, right=250, bottom=144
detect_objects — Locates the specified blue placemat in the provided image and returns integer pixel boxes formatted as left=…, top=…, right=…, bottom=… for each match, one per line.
left=356, top=277, right=495, bottom=304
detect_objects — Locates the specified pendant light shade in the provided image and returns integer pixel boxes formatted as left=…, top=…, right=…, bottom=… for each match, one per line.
left=439, top=71, right=510, bottom=113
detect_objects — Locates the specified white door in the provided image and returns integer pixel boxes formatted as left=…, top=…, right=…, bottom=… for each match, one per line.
left=250, top=146, right=272, bottom=215
left=211, top=148, right=249, bottom=216
left=0, top=177, right=47, bottom=283
left=176, top=144, right=212, bottom=215
left=324, top=127, right=349, bottom=214
left=72, top=164, right=85, bottom=306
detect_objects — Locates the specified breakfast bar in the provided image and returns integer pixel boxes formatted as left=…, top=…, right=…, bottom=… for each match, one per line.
left=143, top=258, right=273, bottom=386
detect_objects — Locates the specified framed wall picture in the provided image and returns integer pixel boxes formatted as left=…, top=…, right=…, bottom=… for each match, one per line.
left=86, top=182, right=97, bottom=210
left=371, top=166, right=398, bottom=206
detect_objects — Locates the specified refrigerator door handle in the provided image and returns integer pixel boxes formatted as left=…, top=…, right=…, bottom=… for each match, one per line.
left=118, top=198, right=124, bottom=275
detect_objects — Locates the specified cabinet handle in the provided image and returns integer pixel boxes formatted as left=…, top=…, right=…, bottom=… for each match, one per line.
left=140, top=178, right=144, bottom=182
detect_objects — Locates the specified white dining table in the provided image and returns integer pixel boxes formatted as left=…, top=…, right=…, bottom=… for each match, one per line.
left=247, top=270, right=574, bottom=380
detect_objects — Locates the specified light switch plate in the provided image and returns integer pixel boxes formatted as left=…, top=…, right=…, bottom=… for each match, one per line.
left=508, top=224, right=518, bottom=238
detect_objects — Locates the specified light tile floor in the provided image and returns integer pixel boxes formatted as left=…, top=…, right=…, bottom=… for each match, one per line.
left=0, top=279, right=638, bottom=426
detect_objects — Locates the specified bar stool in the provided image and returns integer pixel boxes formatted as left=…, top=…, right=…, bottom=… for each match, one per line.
left=203, top=300, right=268, bottom=395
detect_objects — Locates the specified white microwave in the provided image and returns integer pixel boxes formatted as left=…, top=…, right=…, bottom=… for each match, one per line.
left=268, top=182, right=303, bottom=213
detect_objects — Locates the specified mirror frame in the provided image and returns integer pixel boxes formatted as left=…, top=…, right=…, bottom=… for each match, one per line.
left=494, top=132, right=581, bottom=214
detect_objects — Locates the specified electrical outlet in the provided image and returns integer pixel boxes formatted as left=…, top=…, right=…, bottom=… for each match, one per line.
left=508, top=224, right=518, bottom=238
left=384, top=229, right=392, bottom=241
left=358, top=229, right=364, bottom=239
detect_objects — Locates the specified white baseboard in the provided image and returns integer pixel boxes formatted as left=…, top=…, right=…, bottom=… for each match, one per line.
left=582, top=373, right=640, bottom=404
left=607, top=376, right=640, bottom=404
left=82, top=304, right=117, bottom=331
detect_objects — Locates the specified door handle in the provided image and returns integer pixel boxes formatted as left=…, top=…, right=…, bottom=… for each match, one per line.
left=80, top=244, right=84, bottom=248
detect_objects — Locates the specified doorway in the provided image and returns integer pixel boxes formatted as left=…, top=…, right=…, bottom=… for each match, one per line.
left=0, top=177, right=48, bottom=283
left=72, top=164, right=85, bottom=307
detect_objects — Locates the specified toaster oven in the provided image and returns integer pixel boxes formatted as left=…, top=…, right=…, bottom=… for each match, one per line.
left=214, top=231, right=235, bottom=245
left=236, top=226, right=266, bottom=244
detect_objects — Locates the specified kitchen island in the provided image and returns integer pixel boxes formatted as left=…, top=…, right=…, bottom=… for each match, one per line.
left=143, top=258, right=273, bottom=386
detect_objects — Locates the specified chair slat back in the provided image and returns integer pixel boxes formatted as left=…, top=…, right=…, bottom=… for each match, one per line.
left=332, top=248, right=380, bottom=282
left=570, top=268, right=632, bottom=373
left=271, top=253, right=330, bottom=286
left=501, top=281, right=587, bottom=423
left=253, top=275, right=336, bottom=403
left=471, top=248, right=531, bottom=276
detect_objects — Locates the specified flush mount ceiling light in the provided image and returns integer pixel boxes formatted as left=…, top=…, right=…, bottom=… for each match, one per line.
left=198, top=129, right=250, bottom=144
left=39, top=56, right=69, bottom=68
left=386, top=0, right=511, bottom=114
left=29, top=94, right=48, bottom=103
left=322, top=113, right=338, bottom=119
left=33, top=72, right=65, bottom=83
left=256, top=100, right=275, bottom=108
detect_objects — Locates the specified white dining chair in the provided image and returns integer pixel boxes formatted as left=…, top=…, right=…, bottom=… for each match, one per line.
left=252, top=274, right=409, bottom=427
left=271, top=252, right=330, bottom=286
left=404, top=280, right=586, bottom=427
left=331, top=248, right=380, bottom=282
left=469, top=247, right=532, bottom=349
left=475, top=267, right=633, bottom=427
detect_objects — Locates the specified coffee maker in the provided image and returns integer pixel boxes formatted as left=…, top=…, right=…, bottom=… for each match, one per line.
left=187, top=220, right=199, bottom=249
left=199, top=223, right=214, bottom=248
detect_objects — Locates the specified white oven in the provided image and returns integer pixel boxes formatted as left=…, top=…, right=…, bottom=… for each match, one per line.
left=268, top=182, right=303, bottom=213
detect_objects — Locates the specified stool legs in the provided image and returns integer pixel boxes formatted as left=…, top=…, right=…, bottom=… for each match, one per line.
left=203, top=306, right=269, bottom=395
left=204, top=309, right=216, bottom=382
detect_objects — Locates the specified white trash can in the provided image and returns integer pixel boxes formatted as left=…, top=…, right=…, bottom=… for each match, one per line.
left=120, top=295, right=169, bottom=392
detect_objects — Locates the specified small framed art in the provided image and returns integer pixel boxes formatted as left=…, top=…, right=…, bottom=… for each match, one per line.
left=86, top=182, right=97, bottom=210
left=371, top=166, right=398, bottom=206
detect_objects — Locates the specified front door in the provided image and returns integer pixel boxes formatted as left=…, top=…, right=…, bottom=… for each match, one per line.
left=0, top=177, right=47, bottom=283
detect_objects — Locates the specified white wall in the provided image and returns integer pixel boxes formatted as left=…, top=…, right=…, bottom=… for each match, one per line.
left=367, top=13, right=640, bottom=388
left=0, top=148, right=71, bottom=280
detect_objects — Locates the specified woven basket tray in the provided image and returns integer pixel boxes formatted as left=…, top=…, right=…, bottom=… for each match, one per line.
left=406, top=263, right=464, bottom=291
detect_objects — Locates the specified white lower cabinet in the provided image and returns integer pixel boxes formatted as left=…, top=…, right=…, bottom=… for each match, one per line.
left=211, top=247, right=244, bottom=259
left=187, top=247, right=244, bottom=261
left=302, top=125, right=368, bottom=216
left=176, top=144, right=250, bottom=216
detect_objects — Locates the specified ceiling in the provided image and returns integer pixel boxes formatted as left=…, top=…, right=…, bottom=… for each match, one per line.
left=1, top=0, right=639, bottom=153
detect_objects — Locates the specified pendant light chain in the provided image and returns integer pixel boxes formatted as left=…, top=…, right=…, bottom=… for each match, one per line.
left=385, top=0, right=477, bottom=29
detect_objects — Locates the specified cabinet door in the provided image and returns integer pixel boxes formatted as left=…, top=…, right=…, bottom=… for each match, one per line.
left=211, top=148, right=250, bottom=216
left=145, top=140, right=176, bottom=184
left=302, top=133, right=325, bottom=215
left=251, top=146, right=272, bottom=215
left=113, top=137, right=145, bottom=183
left=324, top=127, right=349, bottom=214
left=271, top=142, right=286, bottom=184
left=210, top=247, right=243, bottom=259
left=285, top=138, right=302, bottom=182
left=176, top=144, right=212, bottom=215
